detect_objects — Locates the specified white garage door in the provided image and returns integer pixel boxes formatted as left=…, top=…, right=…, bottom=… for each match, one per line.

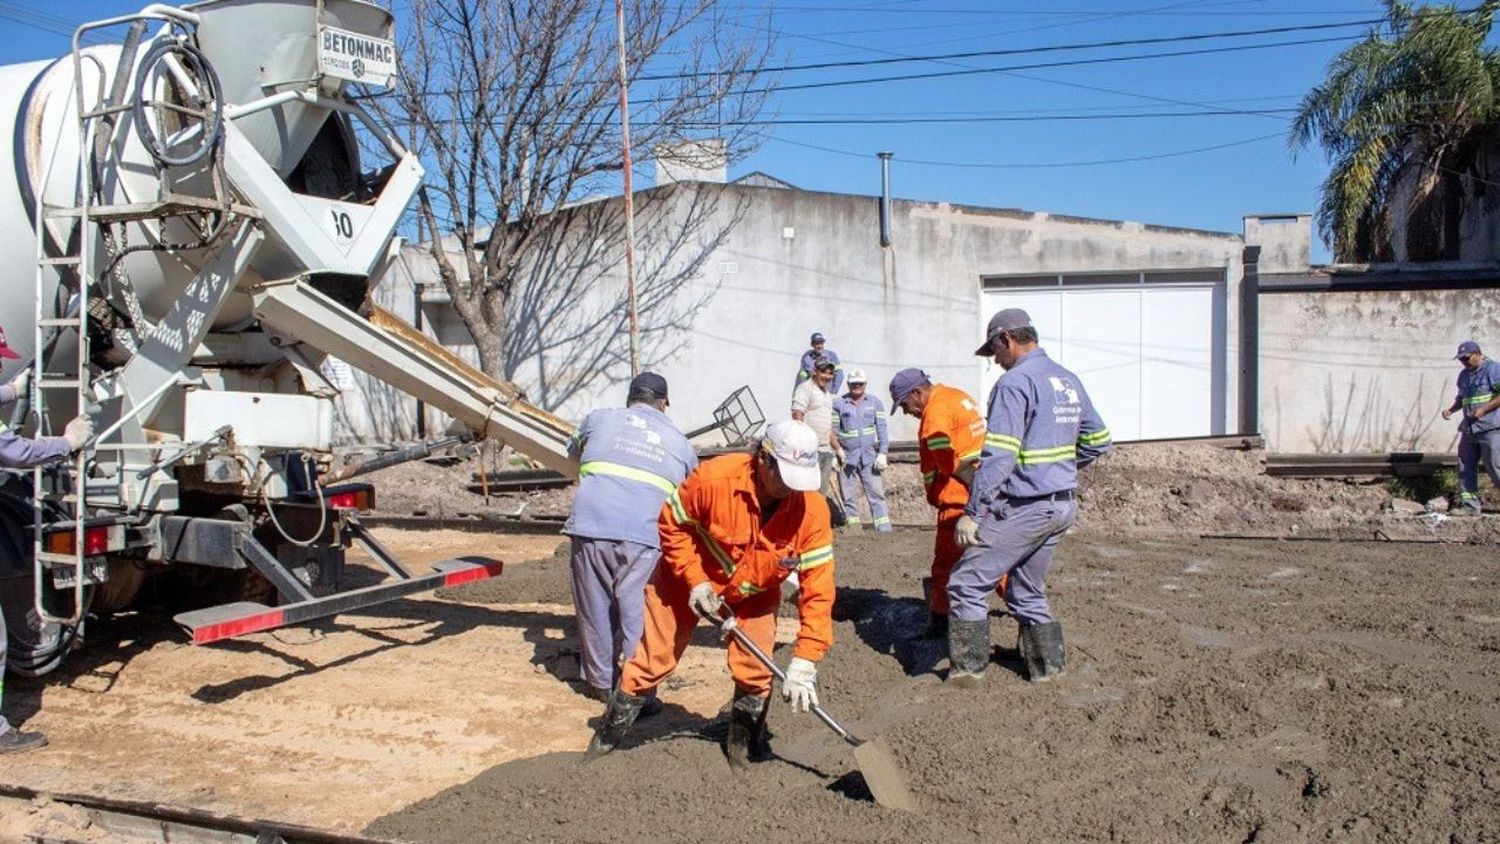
left=978, top=277, right=1219, bottom=441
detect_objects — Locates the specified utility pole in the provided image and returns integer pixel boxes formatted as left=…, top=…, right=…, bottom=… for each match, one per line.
left=615, top=0, right=640, bottom=377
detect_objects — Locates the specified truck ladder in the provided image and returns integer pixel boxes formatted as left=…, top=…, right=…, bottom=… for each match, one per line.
left=29, top=10, right=201, bottom=625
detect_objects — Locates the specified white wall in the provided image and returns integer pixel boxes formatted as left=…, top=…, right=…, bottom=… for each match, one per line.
left=1259, top=286, right=1500, bottom=452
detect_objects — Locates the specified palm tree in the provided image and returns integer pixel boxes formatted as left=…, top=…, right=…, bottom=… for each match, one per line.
left=1290, top=0, right=1500, bottom=262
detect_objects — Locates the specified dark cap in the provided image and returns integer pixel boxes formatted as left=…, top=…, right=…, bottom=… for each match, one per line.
left=975, top=308, right=1033, bottom=355
left=1455, top=340, right=1482, bottom=360
left=628, top=371, right=669, bottom=402
left=889, top=367, right=929, bottom=406
left=810, top=332, right=826, bottom=344
left=813, top=354, right=836, bottom=372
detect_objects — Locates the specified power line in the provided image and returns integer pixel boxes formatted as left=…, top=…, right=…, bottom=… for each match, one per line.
left=676, top=108, right=1298, bottom=126
left=769, top=130, right=1288, bottom=169
left=760, top=34, right=1359, bottom=95
left=646, top=14, right=1388, bottom=80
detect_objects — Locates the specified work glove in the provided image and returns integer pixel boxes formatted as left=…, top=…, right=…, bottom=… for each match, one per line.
left=62, top=415, right=93, bottom=452
left=688, top=581, right=723, bottom=620
left=781, top=657, right=818, bottom=713
left=873, top=453, right=888, bottom=473
left=833, top=448, right=846, bottom=469
left=954, top=514, right=982, bottom=548
left=7, top=368, right=29, bottom=399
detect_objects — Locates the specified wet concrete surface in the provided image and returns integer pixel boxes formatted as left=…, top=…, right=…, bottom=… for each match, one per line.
left=373, top=528, right=1500, bottom=842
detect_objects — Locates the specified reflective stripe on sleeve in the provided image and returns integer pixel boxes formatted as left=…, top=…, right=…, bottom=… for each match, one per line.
left=959, top=449, right=982, bottom=462
left=1017, top=444, right=1077, bottom=465
left=922, top=470, right=937, bottom=485
left=984, top=432, right=1020, bottom=453
left=578, top=460, right=678, bottom=494
left=1079, top=428, right=1112, bottom=445
left=925, top=435, right=951, bottom=450
left=798, top=544, right=834, bottom=571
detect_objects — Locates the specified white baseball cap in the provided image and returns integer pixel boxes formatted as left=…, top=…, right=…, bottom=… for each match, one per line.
left=762, top=420, right=822, bottom=492
left=846, top=368, right=868, bottom=384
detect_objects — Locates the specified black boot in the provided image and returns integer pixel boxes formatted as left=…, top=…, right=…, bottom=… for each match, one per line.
left=946, top=618, right=990, bottom=688
left=0, top=728, right=46, bottom=754
left=1018, top=620, right=1065, bottom=682
left=584, top=690, right=649, bottom=761
left=724, top=691, right=769, bottom=771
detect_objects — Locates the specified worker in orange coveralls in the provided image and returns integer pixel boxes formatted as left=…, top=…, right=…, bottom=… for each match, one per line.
left=585, top=420, right=835, bottom=770
left=889, top=368, right=1004, bottom=640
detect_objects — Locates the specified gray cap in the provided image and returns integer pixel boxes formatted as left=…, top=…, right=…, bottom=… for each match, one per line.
left=975, top=308, right=1033, bottom=355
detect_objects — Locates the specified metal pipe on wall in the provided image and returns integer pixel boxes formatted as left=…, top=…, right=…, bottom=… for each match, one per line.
left=877, top=151, right=893, bottom=247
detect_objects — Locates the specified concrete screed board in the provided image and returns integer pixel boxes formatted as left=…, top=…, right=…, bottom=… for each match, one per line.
left=979, top=272, right=1221, bottom=441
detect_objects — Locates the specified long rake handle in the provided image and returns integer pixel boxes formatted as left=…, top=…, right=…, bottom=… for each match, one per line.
left=719, top=610, right=863, bottom=747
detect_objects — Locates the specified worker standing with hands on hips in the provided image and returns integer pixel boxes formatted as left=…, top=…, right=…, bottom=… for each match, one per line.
left=833, top=369, right=891, bottom=531
left=795, top=332, right=844, bottom=395
left=1442, top=340, right=1500, bottom=515
left=585, top=421, right=836, bottom=769
left=0, top=326, right=93, bottom=753
left=562, top=372, right=696, bottom=705
left=888, top=367, right=993, bottom=640
left=947, top=309, right=1111, bottom=687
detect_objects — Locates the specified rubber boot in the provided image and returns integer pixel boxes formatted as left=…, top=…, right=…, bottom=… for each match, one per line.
left=583, top=690, right=648, bottom=761
left=1018, top=620, right=1066, bottom=683
left=724, top=691, right=770, bottom=771
left=946, top=618, right=990, bottom=688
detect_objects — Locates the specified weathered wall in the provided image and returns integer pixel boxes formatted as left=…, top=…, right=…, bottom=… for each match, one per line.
left=350, top=182, right=1244, bottom=444
left=1259, top=287, right=1500, bottom=452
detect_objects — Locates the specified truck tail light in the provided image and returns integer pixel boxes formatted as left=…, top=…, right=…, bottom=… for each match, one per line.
left=45, top=526, right=111, bottom=556
left=326, top=488, right=374, bottom=511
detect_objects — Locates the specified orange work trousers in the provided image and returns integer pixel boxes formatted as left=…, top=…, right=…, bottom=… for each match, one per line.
left=619, top=564, right=778, bottom=699
left=931, top=507, right=1006, bottom=616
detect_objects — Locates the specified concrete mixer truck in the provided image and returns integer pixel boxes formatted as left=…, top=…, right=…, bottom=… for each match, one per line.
left=0, top=0, right=578, bottom=675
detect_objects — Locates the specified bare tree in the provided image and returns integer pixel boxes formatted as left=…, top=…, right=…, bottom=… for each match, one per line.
left=374, top=0, right=772, bottom=391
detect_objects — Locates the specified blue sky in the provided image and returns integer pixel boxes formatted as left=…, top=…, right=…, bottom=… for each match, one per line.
left=0, top=0, right=1434, bottom=263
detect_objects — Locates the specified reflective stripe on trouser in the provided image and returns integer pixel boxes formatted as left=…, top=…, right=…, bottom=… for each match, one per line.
left=929, top=508, right=1007, bottom=615
left=619, top=560, right=778, bottom=698
left=840, top=461, right=890, bottom=531
left=1457, top=429, right=1500, bottom=509
left=569, top=536, right=660, bottom=692
left=949, top=498, right=1077, bottom=625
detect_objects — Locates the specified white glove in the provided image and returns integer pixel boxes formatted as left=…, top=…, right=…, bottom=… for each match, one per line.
left=873, top=453, right=888, bottom=472
left=954, top=514, right=982, bottom=548
left=63, top=415, right=93, bottom=451
left=688, top=581, right=722, bottom=619
left=781, top=657, right=818, bottom=713
left=8, top=368, right=29, bottom=399
left=833, top=448, right=846, bottom=468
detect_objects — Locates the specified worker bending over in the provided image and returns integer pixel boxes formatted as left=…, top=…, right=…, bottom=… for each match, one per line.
left=833, top=369, right=891, bottom=531
left=949, top=309, right=1111, bottom=686
left=0, top=327, right=93, bottom=753
left=585, top=421, right=835, bottom=769
left=888, top=367, right=997, bottom=639
left=563, top=372, right=696, bottom=704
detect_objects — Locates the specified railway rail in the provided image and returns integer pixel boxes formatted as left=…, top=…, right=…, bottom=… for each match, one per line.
left=0, top=784, right=396, bottom=844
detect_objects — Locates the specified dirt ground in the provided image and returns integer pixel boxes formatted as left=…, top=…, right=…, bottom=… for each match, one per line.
left=366, top=528, right=1500, bottom=843
left=2, top=446, right=1498, bottom=842
left=369, top=443, right=1500, bottom=543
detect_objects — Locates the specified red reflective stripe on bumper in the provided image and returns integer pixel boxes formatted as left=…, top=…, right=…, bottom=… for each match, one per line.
left=192, top=609, right=286, bottom=645
left=442, top=560, right=504, bottom=587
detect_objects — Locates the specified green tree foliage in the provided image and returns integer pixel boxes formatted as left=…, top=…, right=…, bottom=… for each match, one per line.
left=1291, top=1, right=1500, bottom=261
